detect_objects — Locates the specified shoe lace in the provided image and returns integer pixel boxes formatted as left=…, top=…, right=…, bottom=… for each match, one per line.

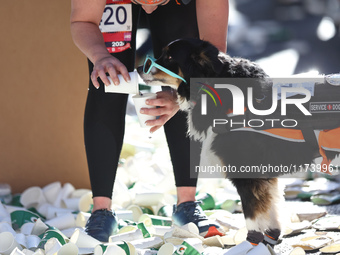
left=189, top=202, right=207, bottom=222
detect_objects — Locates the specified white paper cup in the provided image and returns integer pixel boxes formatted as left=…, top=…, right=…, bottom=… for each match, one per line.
left=62, top=198, right=80, bottom=211
left=31, top=249, right=44, bottom=255
left=0, top=202, right=9, bottom=219
left=20, top=187, right=46, bottom=209
left=26, top=235, right=41, bottom=250
left=132, top=93, right=157, bottom=128
left=57, top=243, right=79, bottom=255
left=45, top=212, right=76, bottom=230
left=21, top=249, right=34, bottom=255
left=20, top=222, right=34, bottom=235
left=104, top=71, right=139, bottom=95
left=0, top=222, right=16, bottom=235
left=69, top=228, right=101, bottom=248
left=75, top=212, right=90, bottom=228
left=44, top=238, right=62, bottom=255
left=0, top=232, right=23, bottom=255
left=53, top=183, right=75, bottom=208
left=15, top=233, right=27, bottom=248
left=129, top=236, right=164, bottom=250
left=31, top=218, right=49, bottom=236
left=109, top=229, right=143, bottom=243
left=115, top=210, right=134, bottom=221
left=78, top=192, right=93, bottom=213
left=42, top=182, right=62, bottom=204
left=158, top=243, right=176, bottom=255
left=8, top=247, right=24, bottom=255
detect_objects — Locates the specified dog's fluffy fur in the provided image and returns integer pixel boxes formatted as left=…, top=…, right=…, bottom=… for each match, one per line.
left=137, top=38, right=339, bottom=245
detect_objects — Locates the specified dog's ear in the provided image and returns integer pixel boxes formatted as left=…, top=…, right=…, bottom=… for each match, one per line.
left=191, top=41, right=224, bottom=76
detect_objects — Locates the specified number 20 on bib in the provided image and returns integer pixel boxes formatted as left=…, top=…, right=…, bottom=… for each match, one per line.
left=99, top=0, right=132, bottom=53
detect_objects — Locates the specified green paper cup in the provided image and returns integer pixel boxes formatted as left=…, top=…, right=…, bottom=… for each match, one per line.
left=37, top=229, right=67, bottom=248
left=137, top=222, right=151, bottom=238
left=157, top=205, right=173, bottom=217
left=139, top=214, right=172, bottom=227
left=196, top=193, right=215, bottom=210
left=215, top=199, right=237, bottom=212
left=173, top=241, right=201, bottom=255
left=141, top=206, right=154, bottom=215
left=10, top=210, right=41, bottom=230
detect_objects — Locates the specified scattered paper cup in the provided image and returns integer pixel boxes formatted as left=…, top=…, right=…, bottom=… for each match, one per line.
left=0, top=232, right=23, bottom=255
left=126, top=205, right=144, bottom=222
left=45, top=212, right=76, bottom=230
left=20, top=187, right=46, bottom=209
left=196, top=193, right=215, bottom=210
left=14, top=233, right=27, bottom=248
left=157, top=205, right=173, bottom=217
left=26, top=235, right=41, bottom=250
left=69, top=228, right=101, bottom=248
left=31, top=218, right=49, bottom=236
left=138, top=214, right=172, bottom=227
left=10, top=210, right=41, bottom=230
left=109, top=229, right=143, bottom=243
left=57, top=242, right=79, bottom=255
left=78, top=192, right=93, bottom=213
left=158, top=243, right=176, bottom=255
left=0, top=221, right=16, bottom=235
left=38, top=229, right=67, bottom=248
left=75, top=212, right=90, bottom=228
left=42, top=182, right=61, bottom=205
left=129, top=236, right=164, bottom=249
left=20, top=222, right=34, bottom=235
left=104, top=71, right=139, bottom=95
left=173, top=241, right=201, bottom=255
left=44, top=238, right=62, bottom=255
left=132, top=93, right=157, bottom=128
left=289, top=247, right=306, bottom=255
left=8, top=247, right=24, bottom=255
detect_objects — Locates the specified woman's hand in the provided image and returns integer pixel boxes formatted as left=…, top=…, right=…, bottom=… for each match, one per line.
left=140, top=90, right=179, bottom=133
left=91, top=54, right=130, bottom=89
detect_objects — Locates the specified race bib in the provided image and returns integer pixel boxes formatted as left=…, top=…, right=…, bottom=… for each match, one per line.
left=99, top=0, right=132, bottom=53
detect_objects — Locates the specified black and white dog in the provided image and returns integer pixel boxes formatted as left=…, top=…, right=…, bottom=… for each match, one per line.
left=137, top=38, right=340, bottom=245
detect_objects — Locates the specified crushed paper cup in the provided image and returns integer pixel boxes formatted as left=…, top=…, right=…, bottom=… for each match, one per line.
left=109, top=229, right=143, bottom=243
left=117, top=225, right=138, bottom=234
left=38, top=229, right=67, bottom=248
left=149, top=225, right=172, bottom=237
left=14, top=233, right=27, bottom=248
left=203, top=235, right=224, bottom=248
left=157, top=205, right=173, bottom=217
left=311, top=193, right=340, bottom=206
left=20, top=187, right=46, bottom=209
left=284, top=221, right=312, bottom=236
left=312, top=215, right=340, bottom=230
left=289, top=247, right=306, bottom=255
left=129, top=236, right=164, bottom=249
left=320, top=242, right=340, bottom=254
left=247, top=243, right=271, bottom=255
left=0, top=221, right=16, bottom=235
left=0, top=232, right=23, bottom=255
left=56, top=242, right=79, bottom=255
left=10, top=210, right=41, bottom=230
left=173, top=241, right=201, bottom=255
left=222, top=240, right=253, bottom=255
left=105, top=71, right=139, bottom=95
left=20, top=222, right=34, bottom=235
left=0, top=202, right=9, bottom=219
left=138, top=214, right=172, bottom=227
left=44, top=238, right=62, bottom=255
left=31, top=248, right=45, bottom=255
left=164, top=224, right=202, bottom=241
left=42, top=182, right=61, bottom=205
left=137, top=222, right=151, bottom=238
left=95, top=241, right=134, bottom=255
left=26, top=235, right=41, bottom=250
left=45, top=205, right=74, bottom=220
left=196, top=193, right=215, bottom=210
left=8, top=247, right=24, bottom=255
left=132, top=93, right=157, bottom=128
left=134, top=192, right=163, bottom=207
left=61, top=198, right=80, bottom=211
left=69, top=228, right=101, bottom=248
left=31, top=218, right=49, bottom=236
left=292, top=235, right=333, bottom=251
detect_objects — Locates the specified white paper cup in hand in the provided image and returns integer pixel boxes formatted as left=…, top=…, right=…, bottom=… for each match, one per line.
left=132, top=93, right=157, bottom=128
left=104, top=71, right=139, bottom=94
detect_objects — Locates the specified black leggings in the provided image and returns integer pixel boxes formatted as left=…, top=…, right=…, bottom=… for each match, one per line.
left=84, top=0, right=200, bottom=198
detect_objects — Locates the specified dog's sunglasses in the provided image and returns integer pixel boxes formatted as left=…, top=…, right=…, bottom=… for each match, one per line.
left=143, top=55, right=187, bottom=84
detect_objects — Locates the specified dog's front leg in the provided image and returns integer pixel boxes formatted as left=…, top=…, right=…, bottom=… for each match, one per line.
left=231, top=178, right=281, bottom=246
